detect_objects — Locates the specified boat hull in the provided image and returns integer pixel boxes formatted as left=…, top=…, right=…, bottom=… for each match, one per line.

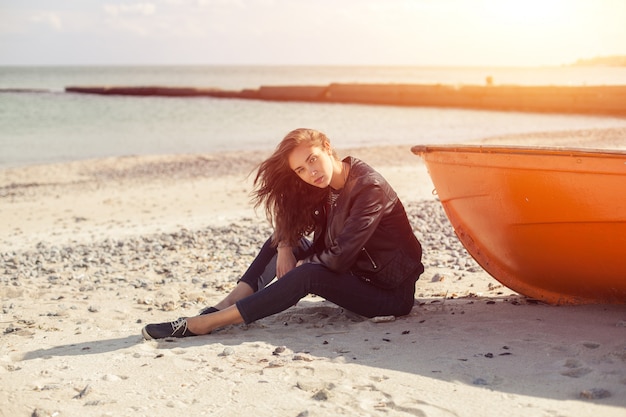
left=411, top=145, right=626, bottom=305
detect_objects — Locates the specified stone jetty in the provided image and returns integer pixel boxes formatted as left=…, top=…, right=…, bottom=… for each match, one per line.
left=65, top=83, right=626, bottom=116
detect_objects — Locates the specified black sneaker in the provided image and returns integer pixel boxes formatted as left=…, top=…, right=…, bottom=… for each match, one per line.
left=199, top=306, right=219, bottom=315
left=142, top=317, right=197, bottom=340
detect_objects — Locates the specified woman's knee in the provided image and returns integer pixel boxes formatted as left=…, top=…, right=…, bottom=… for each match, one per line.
left=279, top=263, right=335, bottom=293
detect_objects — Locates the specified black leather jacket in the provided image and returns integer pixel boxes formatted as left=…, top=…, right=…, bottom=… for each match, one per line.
left=304, top=157, right=424, bottom=288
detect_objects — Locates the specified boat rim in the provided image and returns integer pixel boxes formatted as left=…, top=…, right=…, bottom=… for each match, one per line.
left=411, top=144, right=626, bottom=159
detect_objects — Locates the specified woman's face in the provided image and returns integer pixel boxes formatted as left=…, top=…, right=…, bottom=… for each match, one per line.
left=288, top=143, right=335, bottom=189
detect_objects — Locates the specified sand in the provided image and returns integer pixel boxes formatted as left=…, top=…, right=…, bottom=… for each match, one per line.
left=1, top=128, right=626, bottom=417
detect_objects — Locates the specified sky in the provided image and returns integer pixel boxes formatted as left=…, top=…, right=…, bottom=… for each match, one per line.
left=1, top=0, right=625, bottom=67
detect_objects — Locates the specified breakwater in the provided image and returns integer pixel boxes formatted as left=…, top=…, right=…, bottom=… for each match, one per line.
left=65, top=83, right=626, bottom=117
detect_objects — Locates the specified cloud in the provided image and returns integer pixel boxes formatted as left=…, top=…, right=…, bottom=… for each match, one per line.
left=101, top=2, right=160, bottom=38
left=29, top=11, right=63, bottom=31
left=103, top=3, right=156, bottom=16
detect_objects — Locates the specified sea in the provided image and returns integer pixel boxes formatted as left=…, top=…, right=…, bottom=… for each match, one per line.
left=2, top=65, right=626, bottom=169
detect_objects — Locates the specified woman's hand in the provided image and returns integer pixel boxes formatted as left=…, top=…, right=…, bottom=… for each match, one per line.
left=276, top=246, right=297, bottom=278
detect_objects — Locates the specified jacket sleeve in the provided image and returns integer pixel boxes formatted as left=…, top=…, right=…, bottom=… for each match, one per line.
left=305, top=179, right=389, bottom=272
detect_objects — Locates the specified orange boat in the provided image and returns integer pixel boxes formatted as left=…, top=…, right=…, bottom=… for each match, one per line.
left=411, top=145, right=626, bottom=305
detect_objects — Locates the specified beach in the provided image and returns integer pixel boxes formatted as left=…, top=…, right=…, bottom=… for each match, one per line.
left=1, top=128, right=626, bottom=417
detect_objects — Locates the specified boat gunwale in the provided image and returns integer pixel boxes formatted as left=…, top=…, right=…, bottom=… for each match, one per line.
left=411, top=144, right=626, bottom=159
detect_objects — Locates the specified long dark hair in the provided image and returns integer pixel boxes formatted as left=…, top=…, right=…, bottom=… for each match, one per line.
left=251, top=128, right=336, bottom=246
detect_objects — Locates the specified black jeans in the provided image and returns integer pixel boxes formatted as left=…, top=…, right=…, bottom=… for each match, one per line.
left=236, top=237, right=417, bottom=324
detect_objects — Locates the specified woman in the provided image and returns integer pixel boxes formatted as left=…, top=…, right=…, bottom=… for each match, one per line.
left=142, top=128, right=424, bottom=339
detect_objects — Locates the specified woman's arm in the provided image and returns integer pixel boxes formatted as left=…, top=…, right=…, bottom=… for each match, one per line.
left=276, top=244, right=297, bottom=278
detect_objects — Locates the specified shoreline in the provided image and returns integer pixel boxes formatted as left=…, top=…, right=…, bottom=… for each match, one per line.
left=2, top=129, right=626, bottom=416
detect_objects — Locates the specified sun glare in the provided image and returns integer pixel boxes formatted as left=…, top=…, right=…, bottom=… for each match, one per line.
left=480, top=0, right=568, bottom=25
left=467, top=0, right=586, bottom=66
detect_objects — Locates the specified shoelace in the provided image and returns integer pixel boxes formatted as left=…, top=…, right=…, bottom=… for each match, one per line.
left=170, top=318, right=188, bottom=335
